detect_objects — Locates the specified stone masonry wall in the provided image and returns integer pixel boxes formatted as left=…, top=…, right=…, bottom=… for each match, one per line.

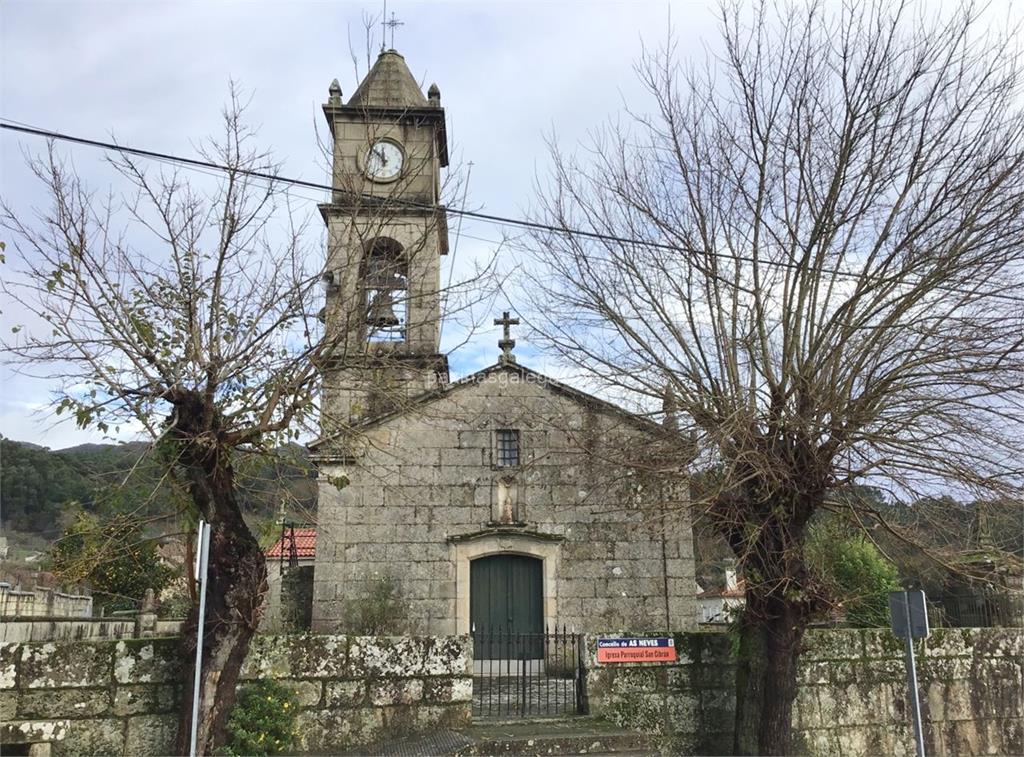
left=314, top=366, right=696, bottom=636
left=0, top=583, right=92, bottom=619
left=585, top=632, right=735, bottom=755
left=0, top=619, right=137, bottom=644
left=586, top=627, right=1023, bottom=756
left=0, top=634, right=472, bottom=756
left=0, top=618, right=183, bottom=644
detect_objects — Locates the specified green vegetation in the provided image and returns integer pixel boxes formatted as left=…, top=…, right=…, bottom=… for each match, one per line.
left=695, top=483, right=1022, bottom=621
left=0, top=438, right=316, bottom=545
left=0, top=438, right=91, bottom=536
left=220, top=679, right=299, bottom=757
left=2, top=437, right=317, bottom=617
left=807, top=524, right=901, bottom=627
left=49, top=509, right=175, bottom=611
left=345, top=573, right=410, bottom=634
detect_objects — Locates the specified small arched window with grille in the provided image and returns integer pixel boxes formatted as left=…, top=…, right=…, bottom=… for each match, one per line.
left=361, top=237, right=407, bottom=342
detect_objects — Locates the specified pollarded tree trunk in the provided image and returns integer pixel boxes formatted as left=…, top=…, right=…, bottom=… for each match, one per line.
left=718, top=475, right=822, bottom=756
left=733, top=594, right=810, bottom=755
left=171, top=399, right=268, bottom=755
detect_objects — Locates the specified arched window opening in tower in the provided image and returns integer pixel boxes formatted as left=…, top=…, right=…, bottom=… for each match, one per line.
left=362, top=237, right=408, bottom=343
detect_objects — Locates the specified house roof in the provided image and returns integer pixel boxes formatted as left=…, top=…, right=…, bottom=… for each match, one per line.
left=348, top=49, right=428, bottom=108
left=265, top=527, right=316, bottom=559
left=309, top=359, right=679, bottom=452
left=697, top=579, right=746, bottom=599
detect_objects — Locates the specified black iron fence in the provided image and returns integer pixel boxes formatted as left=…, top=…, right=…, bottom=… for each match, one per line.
left=471, top=626, right=587, bottom=719
left=933, top=590, right=1022, bottom=628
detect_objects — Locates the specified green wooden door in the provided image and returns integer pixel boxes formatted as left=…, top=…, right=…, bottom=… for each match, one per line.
left=471, top=554, right=543, bottom=659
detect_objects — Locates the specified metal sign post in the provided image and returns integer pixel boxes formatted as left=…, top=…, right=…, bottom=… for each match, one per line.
left=189, top=521, right=212, bottom=757
left=889, top=590, right=929, bottom=757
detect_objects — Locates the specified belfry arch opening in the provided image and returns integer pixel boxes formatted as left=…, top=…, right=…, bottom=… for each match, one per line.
left=361, top=237, right=407, bottom=342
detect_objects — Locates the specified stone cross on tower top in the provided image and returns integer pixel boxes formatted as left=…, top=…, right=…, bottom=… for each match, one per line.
left=494, top=311, right=520, bottom=364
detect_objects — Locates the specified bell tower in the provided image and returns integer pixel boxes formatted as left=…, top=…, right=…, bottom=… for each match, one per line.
left=318, top=49, right=450, bottom=430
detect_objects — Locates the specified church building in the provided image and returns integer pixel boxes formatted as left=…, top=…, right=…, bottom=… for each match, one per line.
left=309, top=49, right=696, bottom=638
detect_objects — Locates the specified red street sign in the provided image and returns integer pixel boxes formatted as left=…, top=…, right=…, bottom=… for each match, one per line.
left=597, top=637, right=677, bottom=664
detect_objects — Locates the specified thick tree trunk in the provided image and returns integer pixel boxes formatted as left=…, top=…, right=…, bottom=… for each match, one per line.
left=733, top=599, right=808, bottom=755
left=715, top=469, right=823, bottom=756
left=170, top=409, right=267, bottom=755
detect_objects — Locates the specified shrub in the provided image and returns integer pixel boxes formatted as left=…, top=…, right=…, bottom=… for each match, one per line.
left=807, top=523, right=901, bottom=627
left=50, top=509, right=174, bottom=612
left=345, top=572, right=409, bottom=634
left=221, top=679, right=299, bottom=756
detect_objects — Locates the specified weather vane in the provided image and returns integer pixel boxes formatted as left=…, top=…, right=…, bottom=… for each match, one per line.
left=381, top=1, right=404, bottom=50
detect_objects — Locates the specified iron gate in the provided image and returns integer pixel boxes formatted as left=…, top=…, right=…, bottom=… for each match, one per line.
left=471, top=626, right=588, bottom=718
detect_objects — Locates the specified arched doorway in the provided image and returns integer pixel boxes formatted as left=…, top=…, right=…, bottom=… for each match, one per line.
left=470, top=554, right=543, bottom=659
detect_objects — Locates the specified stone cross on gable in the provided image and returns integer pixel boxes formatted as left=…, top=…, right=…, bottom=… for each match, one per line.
left=494, top=311, right=520, bottom=364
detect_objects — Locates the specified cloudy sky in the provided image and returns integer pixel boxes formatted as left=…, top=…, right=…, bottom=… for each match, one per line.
left=0, top=0, right=716, bottom=448
left=1, top=0, right=1020, bottom=448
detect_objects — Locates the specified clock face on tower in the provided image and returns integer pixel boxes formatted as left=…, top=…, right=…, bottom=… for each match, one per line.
left=364, top=140, right=404, bottom=182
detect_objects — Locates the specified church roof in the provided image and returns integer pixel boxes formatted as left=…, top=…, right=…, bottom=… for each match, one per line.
left=309, top=360, right=678, bottom=453
left=348, top=49, right=428, bottom=108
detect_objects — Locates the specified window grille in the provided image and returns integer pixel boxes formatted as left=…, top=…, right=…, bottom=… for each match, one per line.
left=495, top=429, right=520, bottom=468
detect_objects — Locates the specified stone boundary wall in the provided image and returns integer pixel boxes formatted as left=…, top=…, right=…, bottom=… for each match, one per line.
left=0, top=583, right=92, bottom=619
left=586, top=627, right=1023, bottom=756
left=0, top=617, right=184, bottom=643
left=795, top=628, right=1021, bottom=756
left=241, top=634, right=472, bottom=753
left=0, top=619, right=137, bottom=644
left=1, top=634, right=472, bottom=756
left=584, top=632, right=735, bottom=755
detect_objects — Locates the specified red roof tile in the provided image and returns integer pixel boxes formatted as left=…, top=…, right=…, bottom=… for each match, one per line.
left=265, top=527, right=316, bottom=559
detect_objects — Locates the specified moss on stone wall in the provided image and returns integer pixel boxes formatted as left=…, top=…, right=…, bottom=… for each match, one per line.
left=586, top=628, right=1023, bottom=756
left=1, top=634, right=473, bottom=756
left=3, top=628, right=1020, bottom=756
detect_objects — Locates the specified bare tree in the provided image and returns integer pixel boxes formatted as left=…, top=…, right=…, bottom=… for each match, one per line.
left=2, top=96, right=319, bottom=752
left=522, top=2, right=1024, bottom=753
left=0, top=86, right=484, bottom=751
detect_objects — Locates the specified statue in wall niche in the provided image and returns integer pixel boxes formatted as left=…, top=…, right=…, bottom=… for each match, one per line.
left=496, top=477, right=519, bottom=524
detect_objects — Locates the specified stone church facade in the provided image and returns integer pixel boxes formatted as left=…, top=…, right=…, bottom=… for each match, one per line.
left=309, top=49, right=696, bottom=637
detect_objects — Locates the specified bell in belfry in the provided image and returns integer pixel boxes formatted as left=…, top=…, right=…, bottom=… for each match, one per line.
left=367, top=289, right=400, bottom=328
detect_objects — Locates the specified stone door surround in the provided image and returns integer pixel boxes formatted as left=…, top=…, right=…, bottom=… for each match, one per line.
left=448, top=528, right=564, bottom=635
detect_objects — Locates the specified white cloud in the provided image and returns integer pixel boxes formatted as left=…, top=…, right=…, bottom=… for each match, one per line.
left=2, top=0, right=1019, bottom=446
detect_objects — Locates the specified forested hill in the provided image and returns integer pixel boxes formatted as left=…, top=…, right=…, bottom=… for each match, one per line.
left=0, top=438, right=317, bottom=542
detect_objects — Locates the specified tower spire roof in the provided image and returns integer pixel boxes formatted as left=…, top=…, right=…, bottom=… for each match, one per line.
left=348, top=49, right=428, bottom=108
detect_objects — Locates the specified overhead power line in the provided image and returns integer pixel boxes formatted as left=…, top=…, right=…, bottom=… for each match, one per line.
left=0, top=120, right=592, bottom=240
left=2, top=119, right=1023, bottom=308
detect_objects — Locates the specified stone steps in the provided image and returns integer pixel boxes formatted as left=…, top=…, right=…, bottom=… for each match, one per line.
left=341, top=718, right=653, bottom=757
left=455, top=718, right=652, bottom=756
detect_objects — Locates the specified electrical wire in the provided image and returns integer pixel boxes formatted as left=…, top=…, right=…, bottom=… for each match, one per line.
left=3, top=118, right=1024, bottom=309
